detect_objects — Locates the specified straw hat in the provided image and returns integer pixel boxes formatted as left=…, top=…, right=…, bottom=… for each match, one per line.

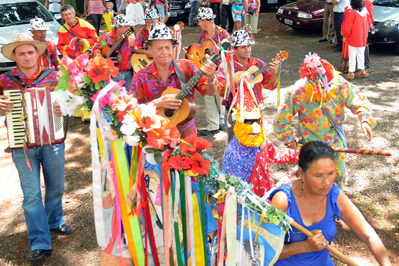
left=1, top=33, right=46, bottom=61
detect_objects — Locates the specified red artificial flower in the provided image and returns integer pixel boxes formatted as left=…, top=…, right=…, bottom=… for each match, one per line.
left=87, top=56, right=119, bottom=83
left=166, top=154, right=191, bottom=171
left=112, top=94, right=139, bottom=121
left=185, top=151, right=211, bottom=175
left=180, top=134, right=212, bottom=153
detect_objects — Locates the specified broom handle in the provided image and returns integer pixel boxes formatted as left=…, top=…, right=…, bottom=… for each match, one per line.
left=290, top=220, right=358, bottom=266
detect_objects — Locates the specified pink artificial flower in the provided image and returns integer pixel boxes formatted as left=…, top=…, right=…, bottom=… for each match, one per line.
left=303, top=52, right=321, bottom=72
left=76, top=54, right=90, bottom=68
left=61, top=56, right=79, bottom=74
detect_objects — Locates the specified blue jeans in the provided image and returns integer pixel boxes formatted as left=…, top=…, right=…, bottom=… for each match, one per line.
left=114, top=70, right=133, bottom=91
left=157, top=4, right=166, bottom=18
left=334, top=12, right=344, bottom=47
left=189, top=1, right=199, bottom=27
left=12, top=143, right=66, bottom=250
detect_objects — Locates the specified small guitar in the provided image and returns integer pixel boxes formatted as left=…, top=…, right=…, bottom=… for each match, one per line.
left=234, top=50, right=289, bottom=84
left=130, top=53, right=154, bottom=72
left=101, top=27, right=135, bottom=58
left=159, top=42, right=232, bottom=127
left=186, top=24, right=252, bottom=69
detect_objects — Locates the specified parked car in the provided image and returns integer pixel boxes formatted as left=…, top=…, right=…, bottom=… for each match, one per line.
left=368, top=0, right=399, bottom=53
left=276, top=0, right=325, bottom=30
left=169, top=0, right=191, bottom=21
left=0, top=0, right=61, bottom=72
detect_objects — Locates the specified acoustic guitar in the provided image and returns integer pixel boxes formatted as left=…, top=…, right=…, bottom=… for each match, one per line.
left=159, top=42, right=232, bottom=127
left=130, top=54, right=154, bottom=72
left=234, top=50, right=289, bottom=84
left=101, top=27, right=135, bottom=58
left=186, top=24, right=252, bottom=69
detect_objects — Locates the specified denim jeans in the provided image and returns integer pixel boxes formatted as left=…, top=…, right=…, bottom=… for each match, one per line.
left=12, top=143, right=66, bottom=250
left=334, top=12, right=344, bottom=47
left=114, top=70, right=133, bottom=91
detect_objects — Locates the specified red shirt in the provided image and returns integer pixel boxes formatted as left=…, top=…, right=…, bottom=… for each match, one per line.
left=131, top=59, right=209, bottom=138
left=133, top=26, right=149, bottom=49
left=93, top=30, right=135, bottom=71
left=38, top=39, right=60, bottom=70
left=341, top=7, right=371, bottom=47
left=217, top=56, right=275, bottom=106
left=198, top=25, right=229, bottom=44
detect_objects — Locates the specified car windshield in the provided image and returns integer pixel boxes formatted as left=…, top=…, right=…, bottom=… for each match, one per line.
left=372, top=0, right=399, bottom=7
left=0, top=2, right=53, bottom=27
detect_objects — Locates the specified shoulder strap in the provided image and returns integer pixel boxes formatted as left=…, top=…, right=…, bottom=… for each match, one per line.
left=62, top=23, right=78, bottom=38
left=172, top=59, right=187, bottom=89
left=321, top=106, right=348, bottom=148
left=4, top=69, right=55, bottom=88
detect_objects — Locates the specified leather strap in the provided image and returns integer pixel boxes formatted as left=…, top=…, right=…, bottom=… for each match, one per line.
left=172, top=59, right=187, bottom=89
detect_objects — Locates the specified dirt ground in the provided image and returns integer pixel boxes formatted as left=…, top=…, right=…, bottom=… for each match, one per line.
left=1, top=9, right=399, bottom=266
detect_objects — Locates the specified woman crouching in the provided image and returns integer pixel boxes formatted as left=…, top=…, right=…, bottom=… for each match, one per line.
left=269, top=141, right=391, bottom=265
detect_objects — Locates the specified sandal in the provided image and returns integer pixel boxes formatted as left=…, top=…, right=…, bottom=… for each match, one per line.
left=356, top=71, right=368, bottom=78
left=345, top=72, right=355, bottom=80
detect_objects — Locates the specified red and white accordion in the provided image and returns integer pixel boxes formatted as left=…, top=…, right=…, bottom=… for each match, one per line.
left=4, top=87, right=64, bottom=149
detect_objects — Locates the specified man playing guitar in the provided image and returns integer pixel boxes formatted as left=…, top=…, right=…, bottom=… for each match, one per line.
left=131, top=23, right=218, bottom=138
left=217, top=30, right=280, bottom=142
left=93, top=14, right=135, bottom=90
left=192, top=7, right=230, bottom=136
left=132, top=8, right=160, bottom=58
left=57, top=4, right=99, bottom=58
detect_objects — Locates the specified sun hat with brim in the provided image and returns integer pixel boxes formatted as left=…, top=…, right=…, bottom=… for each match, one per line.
left=148, top=23, right=178, bottom=46
left=29, top=18, right=50, bottom=31
left=232, top=30, right=255, bottom=47
left=1, top=33, right=47, bottom=61
left=113, top=14, right=130, bottom=28
left=145, top=8, right=160, bottom=20
left=197, top=7, right=216, bottom=20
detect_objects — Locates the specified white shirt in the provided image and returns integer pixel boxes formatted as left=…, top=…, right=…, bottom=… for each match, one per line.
left=48, top=0, right=62, bottom=13
left=222, top=0, right=230, bottom=5
left=334, top=0, right=349, bottom=13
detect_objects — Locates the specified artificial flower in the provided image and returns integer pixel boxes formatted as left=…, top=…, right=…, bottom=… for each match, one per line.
left=185, top=152, right=211, bottom=175
left=139, top=103, right=156, bottom=117
left=180, top=134, right=212, bottom=153
left=166, top=154, right=191, bottom=171
left=123, top=135, right=140, bottom=146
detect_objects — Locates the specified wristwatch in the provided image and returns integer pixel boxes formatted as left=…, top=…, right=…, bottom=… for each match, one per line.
left=209, top=76, right=217, bottom=85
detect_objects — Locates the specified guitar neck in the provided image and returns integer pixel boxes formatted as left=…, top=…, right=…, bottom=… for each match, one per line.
left=252, top=65, right=269, bottom=77
left=176, top=70, right=204, bottom=100
left=105, top=29, right=132, bottom=58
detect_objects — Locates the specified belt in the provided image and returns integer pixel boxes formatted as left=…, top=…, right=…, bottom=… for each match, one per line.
left=334, top=12, right=344, bottom=14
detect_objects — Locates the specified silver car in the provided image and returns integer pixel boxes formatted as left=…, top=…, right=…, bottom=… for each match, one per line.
left=0, top=0, right=61, bottom=72
left=368, top=0, right=399, bottom=53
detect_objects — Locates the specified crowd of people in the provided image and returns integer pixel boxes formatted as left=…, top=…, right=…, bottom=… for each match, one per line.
left=0, top=1, right=392, bottom=265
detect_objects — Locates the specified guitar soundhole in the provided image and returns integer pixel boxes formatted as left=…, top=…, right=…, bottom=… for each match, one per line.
left=164, top=109, right=175, bottom=118
left=249, top=74, right=255, bottom=81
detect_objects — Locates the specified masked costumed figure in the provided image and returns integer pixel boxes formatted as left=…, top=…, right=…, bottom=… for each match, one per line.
left=222, top=80, right=298, bottom=197
left=273, top=53, right=376, bottom=188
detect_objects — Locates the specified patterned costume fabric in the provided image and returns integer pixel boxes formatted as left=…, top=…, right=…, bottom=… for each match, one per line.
left=29, top=18, right=49, bottom=30
left=133, top=26, right=150, bottom=49
left=198, top=25, right=229, bottom=44
left=131, top=59, right=209, bottom=138
left=231, top=30, right=254, bottom=47
left=38, top=40, right=60, bottom=69
left=93, top=30, right=135, bottom=72
left=197, top=7, right=217, bottom=20
left=217, top=56, right=275, bottom=106
left=0, top=66, right=59, bottom=94
left=223, top=137, right=298, bottom=197
left=57, top=18, right=99, bottom=57
left=273, top=76, right=376, bottom=187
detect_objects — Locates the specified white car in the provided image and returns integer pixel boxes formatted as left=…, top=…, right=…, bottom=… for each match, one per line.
left=0, top=0, right=61, bottom=72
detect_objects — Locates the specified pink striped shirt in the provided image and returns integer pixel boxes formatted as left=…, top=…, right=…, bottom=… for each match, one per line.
left=88, top=0, right=105, bottom=14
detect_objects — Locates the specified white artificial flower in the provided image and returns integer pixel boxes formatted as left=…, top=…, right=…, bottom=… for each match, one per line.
left=53, top=91, right=84, bottom=116
left=139, top=103, right=156, bottom=117
left=123, top=135, right=140, bottom=146
left=120, top=114, right=138, bottom=136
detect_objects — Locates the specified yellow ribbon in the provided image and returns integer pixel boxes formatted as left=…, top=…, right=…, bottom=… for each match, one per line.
left=193, top=193, right=205, bottom=266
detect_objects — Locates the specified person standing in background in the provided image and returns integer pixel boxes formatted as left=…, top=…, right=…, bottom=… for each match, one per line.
left=29, top=18, right=61, bottom=71
left=220, top=0, right=234, bottom=33
left=319, top=0, right=335, bottom=43
left=243, top=0, right=260, bottom=40
left=210, top=0, right=221, bottom=25
left=45, top=0, right=65, bottom=16
left=232, top=0, right=244, bottom=31
left=333, top=0, right=349, bottom=52
left=364, top=0, right=374, bottom=69
left=84, top=0, right=107, bottom=36
left=189, top=0, right=200, bottom=27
